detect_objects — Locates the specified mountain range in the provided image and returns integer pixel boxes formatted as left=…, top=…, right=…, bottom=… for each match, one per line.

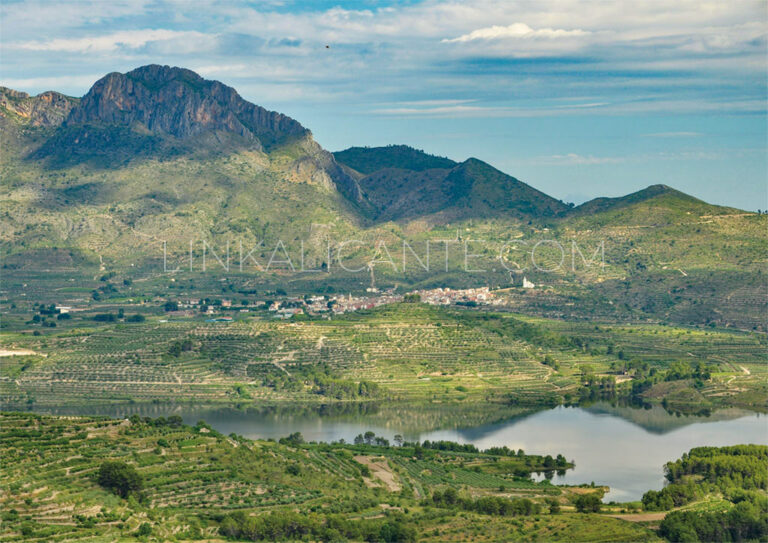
left=1, top=64, right=736, bottom=227
left=1, top=65, right=765, bottom=330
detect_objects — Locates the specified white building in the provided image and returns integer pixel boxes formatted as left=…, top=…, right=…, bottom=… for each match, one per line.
left=522, top=277, right=535, bottom=289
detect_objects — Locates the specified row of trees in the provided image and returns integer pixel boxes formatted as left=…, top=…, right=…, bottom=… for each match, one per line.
left=127, top=414, right=184, bottom=428
left=282, top=430, right=569, bottom=475
left=431, top=488, right=541, bottom=516
left=219, top=511, right=416, bottom=542
left=259, top=363, right=381, bottom=400
left=580, top=359, right=719, bottom=403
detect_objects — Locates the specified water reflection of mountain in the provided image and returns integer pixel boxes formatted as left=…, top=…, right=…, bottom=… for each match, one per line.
left=337, top=404, right=540, bottom=437
left=17, top=401, right=761, bottom=440
left=18, top=402, right=542, bottom=437
left=581, top=403, right=759, bottom=434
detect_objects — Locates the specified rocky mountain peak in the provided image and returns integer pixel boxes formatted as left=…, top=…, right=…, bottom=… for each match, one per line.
left=64, top=64, right=308, bottom=150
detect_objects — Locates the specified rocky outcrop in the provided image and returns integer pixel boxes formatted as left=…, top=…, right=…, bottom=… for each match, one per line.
left=295, top=136, right=370, bottom=207
left=65, top=65, right=308, bottom=150
left=0, top=87, right=78, bottom=127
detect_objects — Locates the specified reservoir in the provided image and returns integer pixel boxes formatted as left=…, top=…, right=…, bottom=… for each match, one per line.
left=16, top=402, right=767, bottom=502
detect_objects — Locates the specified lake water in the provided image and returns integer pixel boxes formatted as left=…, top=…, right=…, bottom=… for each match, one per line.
left=17, top=402, right=767, bottom=502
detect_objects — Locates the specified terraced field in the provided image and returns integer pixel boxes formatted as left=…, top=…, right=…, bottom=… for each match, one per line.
left=0, top=413, right=368, bottom=540
left=1, top=304, right=765, bottom=409
left=2, top=412, right=661, bottom=542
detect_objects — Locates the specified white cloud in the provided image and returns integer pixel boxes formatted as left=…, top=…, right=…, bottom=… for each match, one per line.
left=0, top=74, right=105, bottom=91
left=8, top=29, right=213, bottom=53
left=0, top=0, right=765, bottom=114
left=0, top=0, right=151, bottom=38
left=371, top=100, right=612, bottom=118
left=540, top=153, right=624, bottom=165
left=443, top=22, right=590, bottom=43
left=394, top=99, right=477, bottom=107
left=374, top=104, right=498, bottom=116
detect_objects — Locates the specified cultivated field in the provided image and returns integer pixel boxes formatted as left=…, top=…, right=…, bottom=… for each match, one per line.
left=1, top=303, right=765, bottom=410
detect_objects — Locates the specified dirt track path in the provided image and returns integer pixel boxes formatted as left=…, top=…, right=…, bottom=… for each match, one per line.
left=354, top=455, right=401, bottom=491
left=605, top=512, right=667, bottom=522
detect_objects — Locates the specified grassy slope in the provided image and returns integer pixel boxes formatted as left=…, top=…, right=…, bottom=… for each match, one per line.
left=567, top=185, right=738, bottom=223
left=0, top=129, right=363, bottom=264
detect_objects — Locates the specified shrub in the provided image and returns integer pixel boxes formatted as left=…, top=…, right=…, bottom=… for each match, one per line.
left=574, top=494, right=601, bottom=513
left=93, top=313, right=116, bottom=322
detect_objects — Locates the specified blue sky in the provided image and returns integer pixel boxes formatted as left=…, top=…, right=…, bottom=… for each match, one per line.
left=1, top=0, right=766, bottom=209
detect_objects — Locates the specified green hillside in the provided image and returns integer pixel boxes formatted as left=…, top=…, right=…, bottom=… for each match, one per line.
left=566, top=185, right=741, bottom=227
left=335, top=146, right=568, bottom=222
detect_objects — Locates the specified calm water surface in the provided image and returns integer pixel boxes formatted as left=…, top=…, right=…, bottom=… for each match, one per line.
left=20, top=403, right=768, bottom=502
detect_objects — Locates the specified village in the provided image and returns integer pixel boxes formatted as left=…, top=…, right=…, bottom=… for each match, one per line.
left=264, top=285, right=517, bottom=318
left=191, top=280, right=536, bottom=320
left=42, top=279, right=538, bottom=323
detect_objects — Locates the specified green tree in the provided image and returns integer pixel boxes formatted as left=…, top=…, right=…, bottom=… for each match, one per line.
left=96, top=461, right=143, bottom=498
left=574, top=494, right=601, bottom=513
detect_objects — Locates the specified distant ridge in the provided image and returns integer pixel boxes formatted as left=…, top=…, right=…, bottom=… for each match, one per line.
left=335, top=145, right=567, bottom=222
left=567, top=184, right=738, bottom=225
left=0, top=65, right=751, bottom=268
left=573, top=185, right=702, bottom=214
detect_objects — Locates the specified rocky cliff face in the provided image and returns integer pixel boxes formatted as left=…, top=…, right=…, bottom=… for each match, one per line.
left=0, top=87, right=78, bottom=127
left=65, top=65, right=308, bottom=150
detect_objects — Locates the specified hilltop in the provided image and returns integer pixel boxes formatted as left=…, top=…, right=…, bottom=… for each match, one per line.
left=66, top=65, right=307, bottom=146
left=333, top=146, right=568, bottom=222
left=566, top=184, right=740, bottom=227
left=334, top=144, right=458, bottom=174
